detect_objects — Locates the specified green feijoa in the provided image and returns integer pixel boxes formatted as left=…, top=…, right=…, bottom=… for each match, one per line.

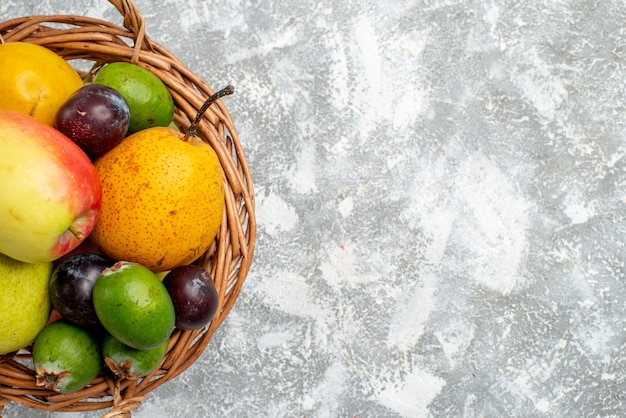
left=93, top=62, right=175, bottom=134
left=93, top=261, right=175, bottom=350
left=33, top=320, right=102, bottom=393
left=103, top=333, right=169, bottom=379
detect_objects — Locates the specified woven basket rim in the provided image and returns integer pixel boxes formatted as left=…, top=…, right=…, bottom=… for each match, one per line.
left=0, top=1, right=256, bottom=416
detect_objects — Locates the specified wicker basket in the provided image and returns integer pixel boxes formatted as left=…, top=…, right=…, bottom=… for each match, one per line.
left=0, top=0, right=256, bottom=416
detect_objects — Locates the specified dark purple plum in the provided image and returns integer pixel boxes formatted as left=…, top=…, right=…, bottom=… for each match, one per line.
left=162, top=265, right=219, bottom=330
left=54, top=84, right=130, bottom=159
left=50, top=252, right=113, bottom=326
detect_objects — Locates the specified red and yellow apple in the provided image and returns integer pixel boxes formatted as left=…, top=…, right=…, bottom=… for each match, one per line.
left=0, top=110, right=101, bottom=263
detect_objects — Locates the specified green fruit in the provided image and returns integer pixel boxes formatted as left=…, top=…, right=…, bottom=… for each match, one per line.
left=33, top=320, right=102, bottom=393
left=103, top=333, right=169, bottom=379
left=93, top=62, right=174, bottom=134
left=93, top=261, right=175, bottom=350
left=0, top=253, right=52, bottom=355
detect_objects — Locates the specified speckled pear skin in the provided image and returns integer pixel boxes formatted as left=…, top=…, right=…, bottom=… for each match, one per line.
left=90, top=127, right=224, bottom=272
left=0, top=254, right=52, bottom=355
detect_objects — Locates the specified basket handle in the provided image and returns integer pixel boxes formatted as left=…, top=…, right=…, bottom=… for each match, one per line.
left=108, top=0, right=151, bottom=63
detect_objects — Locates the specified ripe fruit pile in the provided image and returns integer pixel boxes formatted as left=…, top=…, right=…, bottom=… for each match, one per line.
left=0, top=42, right=229, bottom=394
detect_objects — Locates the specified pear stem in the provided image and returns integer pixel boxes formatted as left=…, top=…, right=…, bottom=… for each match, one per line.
left=183, top=85, right=235, bottom=141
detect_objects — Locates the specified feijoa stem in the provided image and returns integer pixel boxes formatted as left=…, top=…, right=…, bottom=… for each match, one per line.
left=105, top=357, right=138, bottom=380
left=35, top=367, right=71, bottom=390
left=183, top=85, right=235, bottom=141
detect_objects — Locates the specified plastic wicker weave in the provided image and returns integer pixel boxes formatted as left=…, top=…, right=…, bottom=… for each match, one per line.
left=0, top=0, right=256, bottom=416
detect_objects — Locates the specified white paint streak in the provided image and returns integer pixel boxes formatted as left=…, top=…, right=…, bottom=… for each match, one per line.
left=253, top=270, right=320, bottom=319
left=338, top=196, right=354, bottom=218
left=387, top=274, right=437, bottom=351
left=320, top=241, right=364, bottom=289
left=564, top=203, right=593, bottom=224
left=454, top=153, right=531, bottom=295
left=256, top=188, right=299, bottom=237
left=373, top=367, right=446, bottom=417
left=257, top=329, right=296, bottom=350
left=563, top=193, right=596, bottom=225
left=402, top=151, right=531, bottom=295
left=178, top=6, right=203, bottom=31
left=434, top=320, right=477, bottom=368
left=511, top=46, right=568, bottom=120
left=502, top=368, right=552, bottom=414
left=422, top=209, right=456, bottom=265
left=286, top=142, right=317, bottom=194
left=301, top=361, right=348, bottom=413
left=330, top=17, right=429, bottom=136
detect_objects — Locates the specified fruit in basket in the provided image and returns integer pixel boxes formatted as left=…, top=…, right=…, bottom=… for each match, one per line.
left=89, top=87, right=233, bottom=272
left=93, top=261, right=175, bottom=350
left=0, top=254, right=53, bottom=355
left=89, top=125, right=224, bottom=271
left=89, top=128, right=224, bottom=272
left=55, top=84, right=130, bottom=159
left=50, top=253, right=114, bottom=326
left=93, top=62, right=174, bottom=134
left=33, top=320, right=102, bottom=393
left=103, top=333, right=170, bottom=379
left=163, top=265, right=219, bottom=330
left=0, top=110, right=102, bottom=263
left=0, top=42, right=83, bottom=126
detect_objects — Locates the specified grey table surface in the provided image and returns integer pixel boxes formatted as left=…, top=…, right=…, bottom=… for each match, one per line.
left=2, top=0, right=626, bottom=417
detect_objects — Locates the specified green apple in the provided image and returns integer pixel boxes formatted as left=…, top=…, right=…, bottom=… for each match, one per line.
left=0, top=110, right=102, bottom=263
left=0, top=253, right=53, bottom=355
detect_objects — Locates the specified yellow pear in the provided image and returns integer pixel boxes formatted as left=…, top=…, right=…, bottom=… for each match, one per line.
left=0, top=42, right=83, bottom=126
left=0, top=253, right=53, bottom=355
left=90, top=127, right=224, bottom=272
